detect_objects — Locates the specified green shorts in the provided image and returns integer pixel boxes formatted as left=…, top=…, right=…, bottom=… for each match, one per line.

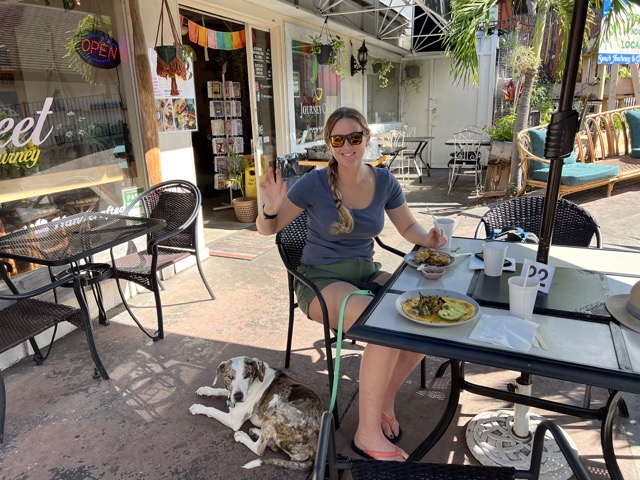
left=294, top=259, right=383, bottom=317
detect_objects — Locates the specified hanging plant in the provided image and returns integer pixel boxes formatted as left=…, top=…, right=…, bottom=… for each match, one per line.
left=401, top=65, right=423, bottom=94
left=64, top=15, right=113, bottom=85
left=309, top=19, right=348, bottom=79
left=372, top=58, right=394, bottom=89
left=154, top=0, right=188, bottom=96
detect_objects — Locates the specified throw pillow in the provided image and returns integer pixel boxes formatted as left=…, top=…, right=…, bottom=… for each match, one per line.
left=625, top=110, right=640, bottom=158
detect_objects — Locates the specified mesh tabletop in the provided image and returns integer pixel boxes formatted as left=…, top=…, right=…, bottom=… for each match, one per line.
left=0, top=213, right=165, bottom=266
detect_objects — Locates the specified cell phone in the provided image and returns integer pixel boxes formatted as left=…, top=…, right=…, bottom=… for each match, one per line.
left=474, top=253, right=512, bottom=267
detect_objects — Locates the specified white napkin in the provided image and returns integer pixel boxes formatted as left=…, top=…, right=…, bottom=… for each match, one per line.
left=468, top=314, right=538, bottom=352
left=469, top=256, right=517, bottom=272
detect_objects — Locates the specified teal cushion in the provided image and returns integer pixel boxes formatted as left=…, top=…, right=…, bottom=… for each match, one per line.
left=631, top=147, right=640, bottom=159
left=530, top=162, right=619, bottom=186
left=528, top=129, right=576, bottom=174
left=625, top=110, right=640, bottom=150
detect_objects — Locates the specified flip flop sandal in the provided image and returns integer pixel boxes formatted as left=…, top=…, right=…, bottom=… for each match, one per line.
left=351, top=440, right=407, bottom=461
left=381, top=412, right=402, bottom=443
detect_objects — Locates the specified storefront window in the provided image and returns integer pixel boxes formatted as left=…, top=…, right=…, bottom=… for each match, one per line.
left=291, top=40, right=341, bottom=146
left=367, top=61, right=401, bottom=124
left=0, top=1, right=140, bottom=275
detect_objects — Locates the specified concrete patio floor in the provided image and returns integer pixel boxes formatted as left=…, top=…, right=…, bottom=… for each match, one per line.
left=0, top=168, right=638, bottom=479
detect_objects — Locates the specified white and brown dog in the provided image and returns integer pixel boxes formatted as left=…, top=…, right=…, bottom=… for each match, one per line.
left=189, top=356, right=324, bottom=471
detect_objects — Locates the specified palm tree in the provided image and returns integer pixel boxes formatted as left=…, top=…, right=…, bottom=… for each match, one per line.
left=444, top=0, right=634, bottom=186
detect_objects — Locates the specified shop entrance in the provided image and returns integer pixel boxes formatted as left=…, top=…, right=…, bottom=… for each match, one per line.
left=179, top=8, right=276, bottom=226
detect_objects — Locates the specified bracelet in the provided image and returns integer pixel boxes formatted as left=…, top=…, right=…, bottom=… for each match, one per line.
left=262, top=205, right=278, bottom=220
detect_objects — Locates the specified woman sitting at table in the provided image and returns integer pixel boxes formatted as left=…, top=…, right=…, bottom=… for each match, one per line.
left=257, top=107, right=446, bottom=462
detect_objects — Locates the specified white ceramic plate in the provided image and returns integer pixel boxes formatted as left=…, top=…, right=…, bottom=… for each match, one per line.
left=404, top=251, right=456, bottom=269
left=395, top=289, right=480, bottom=327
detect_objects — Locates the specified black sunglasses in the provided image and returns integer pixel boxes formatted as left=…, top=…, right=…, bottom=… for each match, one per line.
left=328, top=131, right=366, bottom=148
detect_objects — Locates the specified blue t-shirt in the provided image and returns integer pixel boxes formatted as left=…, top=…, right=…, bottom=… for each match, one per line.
left=287, top=167, right=405, bottom=265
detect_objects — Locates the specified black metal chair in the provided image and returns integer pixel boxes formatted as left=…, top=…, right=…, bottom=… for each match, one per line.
left=276, top=212, right=427, bottom=424
left=110, top=180, right=215, bottom=341
left=313, top=410, right=592, bottom=480
left=0, top=261, right=85, bottom=443
left=474, top=195, right=602, bottom=248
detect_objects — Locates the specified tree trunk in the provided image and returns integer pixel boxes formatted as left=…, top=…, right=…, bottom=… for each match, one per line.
left=509, top=69, right=537, bottom=185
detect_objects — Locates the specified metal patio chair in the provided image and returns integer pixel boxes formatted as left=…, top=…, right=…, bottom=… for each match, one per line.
left=276, top=212, right=427, bottom=425
left=0, top=261, right=85, bottom=443
left=474, top=195, right=602, bottom=248
left=110, top=180, right=215, bottom=341
left=448, top=126, right=490, bottom=195
left=313, top=411, right=592, bottom=480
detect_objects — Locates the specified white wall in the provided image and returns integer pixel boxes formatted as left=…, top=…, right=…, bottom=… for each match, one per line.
left=401, top=32, right=498, bottom=169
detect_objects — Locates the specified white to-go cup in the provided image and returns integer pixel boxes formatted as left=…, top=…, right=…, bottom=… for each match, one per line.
left=508, top=276, right=540, bottom=320
left=482, top=242, right=508, bottom=277
left=434, top=218, right=455, bottom=252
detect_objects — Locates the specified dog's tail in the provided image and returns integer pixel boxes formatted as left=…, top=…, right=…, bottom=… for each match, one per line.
left=242, top=458, right=313, bottom=471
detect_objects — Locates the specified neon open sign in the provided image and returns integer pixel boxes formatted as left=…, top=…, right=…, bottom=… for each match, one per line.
left=75, top=31, right=121, bottom=69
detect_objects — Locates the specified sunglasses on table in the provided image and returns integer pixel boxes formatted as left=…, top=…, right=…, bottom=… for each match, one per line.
left=328, top=131, right=366, bottom=147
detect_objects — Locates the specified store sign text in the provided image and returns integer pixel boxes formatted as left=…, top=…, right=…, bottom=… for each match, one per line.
left=0, top=146, right=40, bottom=169
left=75, top=31, right=121, bottom=69
left=0, top=97, right=53, bottom=148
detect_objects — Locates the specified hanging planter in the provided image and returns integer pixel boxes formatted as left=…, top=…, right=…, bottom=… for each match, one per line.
left=316, top=44, right=333, bottom=65
left=154, top=0, right=187, bottom=96
left=405, top=65, right=420, bottom=78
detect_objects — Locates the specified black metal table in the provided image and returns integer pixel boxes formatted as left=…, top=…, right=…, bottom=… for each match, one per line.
left=379, top=146, right=407, bottom=172
left=348, top=238, right=640, bottom=480
left=404, top=136, right=434, bottom=180
left=0, top=212, right=165, bottom=379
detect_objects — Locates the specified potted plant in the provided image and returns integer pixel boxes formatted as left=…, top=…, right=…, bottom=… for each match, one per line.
left=372, top=58, right=394, bottom=89
left=310, top=32, right=347, bottom=78
left=484, top=114, right=516, bottom=195
left=401, top=65, right=423, bottom=94
left=223, top=152, right=258, bottom=223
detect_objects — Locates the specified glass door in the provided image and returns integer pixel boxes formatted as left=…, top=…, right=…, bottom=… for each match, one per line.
left=247, top=28, right=276, bottom=191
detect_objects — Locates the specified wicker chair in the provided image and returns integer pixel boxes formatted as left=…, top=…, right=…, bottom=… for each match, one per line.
left=0, top=261, right=85, bottom=443
left=110, top=180, right=215, bottom=341
left=313, top=411, right=592, bottom=480
left=276, top=212, right=426, bottom=425
left=474, top=196, right=602, bottom=248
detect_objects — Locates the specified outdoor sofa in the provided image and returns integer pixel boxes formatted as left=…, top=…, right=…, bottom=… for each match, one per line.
left=516, top=105, right=640, bottom=197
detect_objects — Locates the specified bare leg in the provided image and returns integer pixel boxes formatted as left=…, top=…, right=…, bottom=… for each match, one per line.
left=307, top=278, right=409, bottom=460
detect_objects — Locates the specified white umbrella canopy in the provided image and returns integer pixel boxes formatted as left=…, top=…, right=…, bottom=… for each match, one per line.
left=537, top=0, right=639, bottom=262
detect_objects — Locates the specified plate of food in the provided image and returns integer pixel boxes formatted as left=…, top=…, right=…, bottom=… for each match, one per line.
left=404, top=248, right=455, bottom=269
left=395, top=289, right=480, bottom=327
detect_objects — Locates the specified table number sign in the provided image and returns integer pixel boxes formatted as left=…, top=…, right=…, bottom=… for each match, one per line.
left=521, top=259, right=556, bottom=294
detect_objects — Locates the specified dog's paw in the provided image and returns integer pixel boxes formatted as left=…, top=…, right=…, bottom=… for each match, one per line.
left=248, top=427, right=261, bottom=439
left=189, top=404, right=206, bottom=416
left=234, top=431, right=250, bottom=443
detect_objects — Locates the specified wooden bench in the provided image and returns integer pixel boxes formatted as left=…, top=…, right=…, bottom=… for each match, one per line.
left=516, top=105, right=640, bottom=197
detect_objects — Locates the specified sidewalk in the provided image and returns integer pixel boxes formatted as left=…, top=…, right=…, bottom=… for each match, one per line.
left=0, top=169, right=638, bottom=479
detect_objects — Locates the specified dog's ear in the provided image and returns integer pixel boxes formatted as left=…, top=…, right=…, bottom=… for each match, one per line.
left=214, top=360, right=229, bottom=385
left=255, top=360, right=265, bottom=382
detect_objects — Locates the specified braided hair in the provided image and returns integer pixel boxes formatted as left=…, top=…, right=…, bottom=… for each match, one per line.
left=323, top=107, right=371, bottom=235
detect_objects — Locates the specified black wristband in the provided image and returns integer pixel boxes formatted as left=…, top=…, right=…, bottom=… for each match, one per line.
left=262, top=205, right=278, bottom=219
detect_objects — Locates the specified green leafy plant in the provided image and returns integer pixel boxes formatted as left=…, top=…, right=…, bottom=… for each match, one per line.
left=309, top=33, right=347, bottom=78
left=222, top=152, right=254, bottom=198
left=372, top=58, right=394, bottom=89
left=486, top=115, right=516, bottom=142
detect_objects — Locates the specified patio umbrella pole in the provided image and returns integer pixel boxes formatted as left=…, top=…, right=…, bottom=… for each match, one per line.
left=536, top=0, right=587, bottom=264
left=467, top=5, right=588, bottom=478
